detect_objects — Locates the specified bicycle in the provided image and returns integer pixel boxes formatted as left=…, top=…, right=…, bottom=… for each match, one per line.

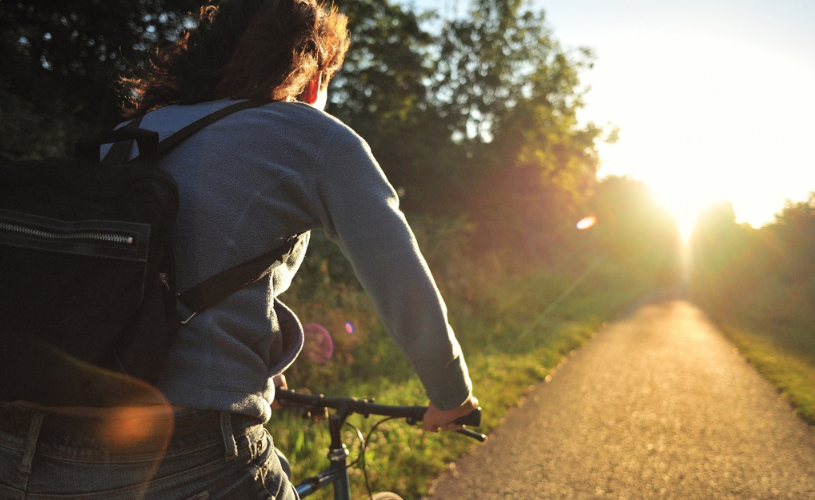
left=275, top=390, right=486, bottom=499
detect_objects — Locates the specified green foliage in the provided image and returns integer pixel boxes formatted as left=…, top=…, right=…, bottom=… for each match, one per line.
left=432, top=0, right=586, bottom=146
left=329, top=0, right=432, bottom=126
left=432, top=0, right=608, bottom=245
left=0, top=87, right=92, bottom=160
left=0, top=0, right=199, bottom=158
left=0, top=1, right=199, bottom=104
left=772, top=193, right=815, bottom=284
left=325, top=0, right=469, bottom=215
left=689, top=193, right=815, bottom=424
left=689, top=196, right=815, bottom=338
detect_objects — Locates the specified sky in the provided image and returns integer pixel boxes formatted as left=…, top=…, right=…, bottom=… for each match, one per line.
left=416, top=0, right=815, bottom=237
left=538, top=0, right=815, bottom=237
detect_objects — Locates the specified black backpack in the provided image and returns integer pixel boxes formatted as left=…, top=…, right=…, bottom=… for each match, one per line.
left=0, top=99, right=301, bottom=407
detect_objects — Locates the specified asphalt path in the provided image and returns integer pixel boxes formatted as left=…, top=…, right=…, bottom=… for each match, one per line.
left=426, top=300, right=815, bottom=499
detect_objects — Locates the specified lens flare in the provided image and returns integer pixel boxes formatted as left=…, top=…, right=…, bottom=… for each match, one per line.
left=576, top=215, right=597, bottom=230
left=102, top=406, right=173, bottom=453
left=302, top=323, right=334, bottom=363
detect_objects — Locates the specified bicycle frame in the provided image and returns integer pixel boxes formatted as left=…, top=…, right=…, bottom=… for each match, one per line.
left=294, top=410, right=354, bottom=499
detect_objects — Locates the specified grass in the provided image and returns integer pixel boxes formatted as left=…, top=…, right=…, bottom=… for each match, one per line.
left=700, top=308, right=815, bottom=426
left=692, top=268, right=815, bottom=427
left=272, top=244, right=657, bottom=499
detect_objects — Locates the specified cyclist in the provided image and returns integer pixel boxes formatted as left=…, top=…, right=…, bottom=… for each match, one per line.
left=0, top=0, right=476, bottom=498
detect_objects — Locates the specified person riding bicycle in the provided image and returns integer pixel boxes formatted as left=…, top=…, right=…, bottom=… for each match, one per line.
left=0, top=0, right=476, bottom=498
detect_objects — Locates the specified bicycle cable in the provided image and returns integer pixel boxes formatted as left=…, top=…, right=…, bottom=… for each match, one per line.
left=360, top=416, right=399, bottom=500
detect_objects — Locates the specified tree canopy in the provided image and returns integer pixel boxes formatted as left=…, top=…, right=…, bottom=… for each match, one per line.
left=1, top=0, right=199, bottom=120
left=1, top=0, right=199, bottom=157
left=689, top=192, right=815, bottom=337
left=1, top=0, right=615, bottom=263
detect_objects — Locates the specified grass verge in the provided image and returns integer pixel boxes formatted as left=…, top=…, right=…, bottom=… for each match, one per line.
left=706, top=316, right=815, bottom=426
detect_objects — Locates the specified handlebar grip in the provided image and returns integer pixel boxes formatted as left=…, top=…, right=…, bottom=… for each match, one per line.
left=454, top=407, right=482, bottom=427
left=456, top=428, right=487, bottom=442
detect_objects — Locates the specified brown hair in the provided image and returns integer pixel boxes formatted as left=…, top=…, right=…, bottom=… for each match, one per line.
left=122, top=0, right=349, bottom=116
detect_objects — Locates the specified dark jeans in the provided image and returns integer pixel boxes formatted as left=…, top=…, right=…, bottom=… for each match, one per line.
left=0, top=403, right=298, bottom=499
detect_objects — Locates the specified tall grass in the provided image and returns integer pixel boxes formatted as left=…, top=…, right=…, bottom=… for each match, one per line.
left=271, top=221, right=662, bottom=499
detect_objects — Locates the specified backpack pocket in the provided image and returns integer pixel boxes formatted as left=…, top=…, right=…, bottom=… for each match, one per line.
left=0, top=208, right=152, bottom=378
left=0, top=208, right=150, bottom=262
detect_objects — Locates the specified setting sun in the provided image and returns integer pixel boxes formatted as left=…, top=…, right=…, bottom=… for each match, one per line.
left=539, top=0, right=815, bottom=235
left=643, top=173, right=720, bottom=242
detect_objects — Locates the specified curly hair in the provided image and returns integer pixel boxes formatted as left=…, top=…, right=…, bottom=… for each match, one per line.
left=122, top=0, right=349, bottom=116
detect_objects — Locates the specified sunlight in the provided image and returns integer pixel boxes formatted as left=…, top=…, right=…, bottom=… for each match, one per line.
left=581, top=19, right=815, bottom=235
left=645, top=171, right=726, bottom=243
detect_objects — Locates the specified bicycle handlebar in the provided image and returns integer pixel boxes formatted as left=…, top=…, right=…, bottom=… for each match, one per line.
left=276, top=390, right=482, bottom=428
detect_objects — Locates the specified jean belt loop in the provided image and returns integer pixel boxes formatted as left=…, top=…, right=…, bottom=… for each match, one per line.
left=20, top=413, right=44, bottom=474
left=220, top=412, right=239, bottom=462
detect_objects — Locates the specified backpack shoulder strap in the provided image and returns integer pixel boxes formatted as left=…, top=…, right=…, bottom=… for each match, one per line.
left=88, top=98, right=292, bottom=321
left=150, top=99, right=270, bottom=159
left=78, top=99, right=271, bottom=163
left=101, top=116, right=145, bottom=165
left=177, top=233, right=306, bottom=324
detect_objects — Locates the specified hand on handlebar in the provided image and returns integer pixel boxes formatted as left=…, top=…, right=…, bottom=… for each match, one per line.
left=422, top=395, right=479, bottom=433
left=271, top=374, right=288, bottom=410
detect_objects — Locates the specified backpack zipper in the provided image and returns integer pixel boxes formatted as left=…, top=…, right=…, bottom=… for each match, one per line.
left=0, top=221, right=135, bottom=245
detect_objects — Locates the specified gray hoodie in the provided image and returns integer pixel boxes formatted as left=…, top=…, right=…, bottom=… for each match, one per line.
left=113, top=99, right=472, bottom=422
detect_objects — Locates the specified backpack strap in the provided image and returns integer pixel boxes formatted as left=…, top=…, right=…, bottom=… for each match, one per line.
left=78, top=99, right=271, bottom=163
left=149, top=99, right=270, bottom=159
left=101, top=116, right=146, bottom=165
left=177, top=233, right=307, bottom=325
left=83, top=98, right=295, bottom=324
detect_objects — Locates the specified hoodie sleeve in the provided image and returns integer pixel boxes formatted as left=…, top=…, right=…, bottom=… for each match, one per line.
left=307, top=125, right=472, bottom=410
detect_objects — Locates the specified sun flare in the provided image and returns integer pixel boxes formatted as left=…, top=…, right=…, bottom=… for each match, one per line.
left=640, top=175, right=719, bottom=243
left=576, top=215, right=598, bottom=230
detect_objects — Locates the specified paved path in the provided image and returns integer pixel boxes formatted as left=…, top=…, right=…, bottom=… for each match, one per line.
left=426, top=300, right=815, bottom=499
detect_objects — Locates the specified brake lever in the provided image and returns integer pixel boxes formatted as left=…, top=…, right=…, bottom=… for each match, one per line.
left=456, top=428, right=487, bottom=442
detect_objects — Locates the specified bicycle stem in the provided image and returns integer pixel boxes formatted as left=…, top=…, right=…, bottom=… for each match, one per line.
left=328, top=411, right=353, bottom=500
left=329, top=406, right=350, bottom=449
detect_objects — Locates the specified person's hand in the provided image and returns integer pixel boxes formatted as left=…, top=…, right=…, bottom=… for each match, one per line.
left=422, top=395, right=479, bottom=433
left=271, top=374, right=288, bottom=410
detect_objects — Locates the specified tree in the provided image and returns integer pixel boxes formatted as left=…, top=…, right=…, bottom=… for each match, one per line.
left=432, top=0, right=593, bottom=147
left=689, top=194, right=815, bottom=329
left=328, top=0, right=431, bottom=127
left=771, top=193, right=815, bottom=282
left=1, top=0, right=605, bottom=239
left=328, top=0, right=608, bottom=220
left=326, top=0, right=465, bottom=214
left=431, top=0, right=606, bottom=253
left=1, top=0, right=198, bottom=158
